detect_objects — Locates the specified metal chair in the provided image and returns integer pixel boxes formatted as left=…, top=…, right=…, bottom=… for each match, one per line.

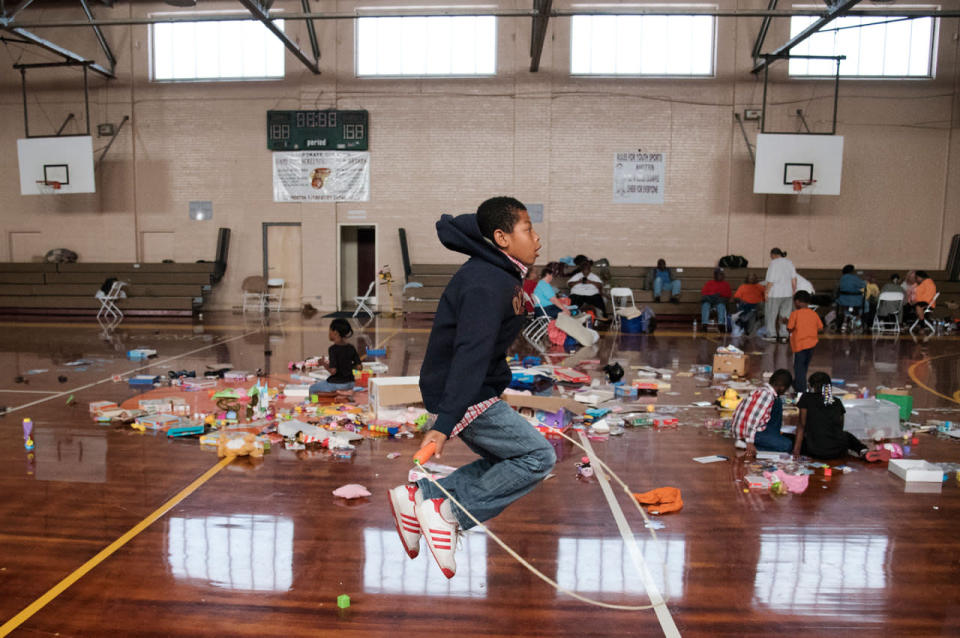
left=609, top=287, right=638, bottom=329
left=96, top=279, right=127, bottom=329
left=522, top=292, right=550, bottom=351
left=241, top=276, right=267, bottom=313
left=353, top=280, right=377, bottom=318
left=872, top=291, right=903, bottom=335
left=910, top=292, right=940, bottom=334
left=264, top=278, right=285, bottom=312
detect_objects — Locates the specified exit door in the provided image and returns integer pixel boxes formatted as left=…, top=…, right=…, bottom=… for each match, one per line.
left=263, top=223, right=302, bottom=311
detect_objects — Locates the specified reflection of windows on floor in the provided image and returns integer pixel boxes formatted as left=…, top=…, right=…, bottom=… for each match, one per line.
left=755, top=531, right=888, bottom=619
left=363, top=529, right=487, bottom=597
left=556, top=537, right=684, bottom=598
left=167, top=515, right=293, bottom=592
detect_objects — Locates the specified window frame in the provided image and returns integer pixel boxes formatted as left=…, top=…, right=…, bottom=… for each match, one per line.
left=568, top=6, right=718, bottom=78
left=354, top=13, right=499, bottom=78
left=149, top=13, right=287, bottom=83
left=786, top=6, right=939, bottom=80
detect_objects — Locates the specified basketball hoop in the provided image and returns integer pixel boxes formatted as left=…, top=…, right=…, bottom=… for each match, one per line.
left=792, top=179, right=816, bottom=192
left=36, top=180, right=62, bottom=193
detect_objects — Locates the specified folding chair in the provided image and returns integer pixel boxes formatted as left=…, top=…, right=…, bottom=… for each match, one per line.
left=872, top=291, right=903, bottom=336
left=264, top=278, right=285, bottom=312
left=522, top=292, right=550, bottom=351
left=241, top=276, right=267, bottom=313
left=609, top=287, right=638, bottom=330
left=96, top=279, right=127, bottom=329
left=353, top=280, right=377, bottom=318
left=910, top=292, right=940, bottom=334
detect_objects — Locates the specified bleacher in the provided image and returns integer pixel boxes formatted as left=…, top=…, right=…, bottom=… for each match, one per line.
left=404, top=264, right=960, bottom=321
left=0, top=262, right=218, bottom=317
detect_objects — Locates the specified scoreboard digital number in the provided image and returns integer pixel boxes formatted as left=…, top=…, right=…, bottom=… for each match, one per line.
left=267, top=110, right=368, bottom=151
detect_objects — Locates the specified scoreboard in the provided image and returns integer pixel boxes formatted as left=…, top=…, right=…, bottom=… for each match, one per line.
left=267, top=110, right=368, bottom=151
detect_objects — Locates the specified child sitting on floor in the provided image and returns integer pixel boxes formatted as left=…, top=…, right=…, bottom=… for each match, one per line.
left=308, top=318, right=361, bottom=394
left=733, top=369, right=794, bottom=456
left=793, top=372, right=885, bottom=462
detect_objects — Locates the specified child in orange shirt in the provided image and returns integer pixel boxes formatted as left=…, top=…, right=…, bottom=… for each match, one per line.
left=786, top=290, right=823, bottom=394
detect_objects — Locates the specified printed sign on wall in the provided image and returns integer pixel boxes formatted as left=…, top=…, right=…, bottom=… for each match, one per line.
left=273, top=151, right=370, bottom=202
left=613, top=152, right=665, bottom=204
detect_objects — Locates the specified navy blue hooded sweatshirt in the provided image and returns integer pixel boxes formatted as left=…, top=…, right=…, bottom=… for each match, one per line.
left=419, top=213, right=528, bottom=437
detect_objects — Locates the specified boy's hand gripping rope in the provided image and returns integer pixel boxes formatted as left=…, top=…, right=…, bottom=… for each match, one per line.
left=411, top=434, right=670, bottom=612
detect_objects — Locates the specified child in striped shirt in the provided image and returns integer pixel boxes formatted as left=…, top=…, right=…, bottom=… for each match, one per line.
left=732, top=369, right=794, bottom=457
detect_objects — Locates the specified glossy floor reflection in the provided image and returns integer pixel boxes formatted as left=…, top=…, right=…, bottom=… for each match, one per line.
left=0, top=313, right=958, bottom=636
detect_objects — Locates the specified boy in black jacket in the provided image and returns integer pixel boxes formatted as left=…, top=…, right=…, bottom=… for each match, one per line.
left=388, top=196, right=556, bottom=578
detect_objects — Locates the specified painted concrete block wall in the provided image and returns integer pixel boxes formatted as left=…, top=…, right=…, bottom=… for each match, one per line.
left=0, top=1, right=957, bottom=311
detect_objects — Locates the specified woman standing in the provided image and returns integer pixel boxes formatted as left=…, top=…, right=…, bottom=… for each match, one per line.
left=763, top=248, right=797, bottom=343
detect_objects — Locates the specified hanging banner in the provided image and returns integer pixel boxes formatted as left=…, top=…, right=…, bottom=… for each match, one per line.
left=272, top=151, right=370, bottom=202
left=613, top=151, right=665, bottom=204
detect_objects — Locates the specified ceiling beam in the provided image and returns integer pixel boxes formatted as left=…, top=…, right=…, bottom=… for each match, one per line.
left=300, top=0, right=320, bottom=62
left=751, top=0, right=778, bottom=66
left=79, top=0, right=116, bottom=74
left=1, top=26, right=114, bottom=78
left=752, top=0, right=863, bottom=74
left=237, top=0, right=320, bottom=74
left=1, top=0, right=35, bottom=21
left=529, top=0, right=552, bottom=72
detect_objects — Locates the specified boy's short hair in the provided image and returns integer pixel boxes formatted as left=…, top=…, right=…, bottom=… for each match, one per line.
left=477, top=196, right=526, bottom=243
left=916, top=270, right=929, bottom=280
left=770, top=369, right=793, bottom=388
left=794, top=290, right=811, bottom=303
left=842, top=264, right=855, bottom=274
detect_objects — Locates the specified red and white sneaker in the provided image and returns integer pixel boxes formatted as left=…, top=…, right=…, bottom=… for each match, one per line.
left=416, top=498, right=460, bottom=579
left=387, top=484, right=422, bottom=559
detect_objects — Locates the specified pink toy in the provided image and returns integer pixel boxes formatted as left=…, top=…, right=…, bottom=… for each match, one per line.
left=332, top=484, right=372, bottom=499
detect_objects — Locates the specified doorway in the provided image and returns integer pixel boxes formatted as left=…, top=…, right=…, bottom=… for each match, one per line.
left=338, top=224, right=377, bottom=311
left=262, top=222, right=302, bottom=311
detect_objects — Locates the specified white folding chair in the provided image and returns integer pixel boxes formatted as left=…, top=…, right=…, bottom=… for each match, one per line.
left=872, top=291, right=903, bottom=335
left=609, top=287, right=638, bottom=329
left=522, top=292, right=551, bottom=351
left=910, top=292, right=940, bottom=334
left=264, top=278, right=285, bottom=312
left=241, top=276, right=267, bottom=313
left=353, top=280, right=377, bottom=318
left=96, top=279, right=127, bottom=329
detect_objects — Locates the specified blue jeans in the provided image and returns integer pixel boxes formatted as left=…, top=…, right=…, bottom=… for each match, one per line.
left=701, top=300, right=727, bottom=325
left=653, top=278, right=682, bottom=300
left=754, top=398, right=793, bottom=452
left=308, top=379, right=354, bottom=393
left=417, top=400, right=556, bottom=530
left=793, top=347, right=814, bottom=393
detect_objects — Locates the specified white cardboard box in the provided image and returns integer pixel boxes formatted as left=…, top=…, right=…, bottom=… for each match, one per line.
left=888, top=459, right=943, bottom=483
left=368, top=376, right=422, bottom=416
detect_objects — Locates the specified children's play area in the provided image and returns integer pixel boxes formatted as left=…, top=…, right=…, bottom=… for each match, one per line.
left=1, top=2, right=960, bottom=637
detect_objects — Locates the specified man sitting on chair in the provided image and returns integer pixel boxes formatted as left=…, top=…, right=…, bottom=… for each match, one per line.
left=908, top=271, right=937, bottom=322
left=700, top=268, right=732, bottom=330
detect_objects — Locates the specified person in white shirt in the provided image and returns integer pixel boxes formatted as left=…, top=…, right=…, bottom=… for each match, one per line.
left=763, top=247, right=797, bottom=342
left=567, top=260, right=607, bottom=315
left=796, top=274, right=815, bottom=295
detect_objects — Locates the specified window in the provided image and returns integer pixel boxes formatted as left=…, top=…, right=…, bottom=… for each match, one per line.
left=788, top=12, right=936, bottom=77
left=356, top=16, right=496, bottom=76
left=152, top=18, right=285, bottom=81
left=570, top=13, right=715, bottom=76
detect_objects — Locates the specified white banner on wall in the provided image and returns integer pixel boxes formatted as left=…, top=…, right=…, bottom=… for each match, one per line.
left=273, top=151, right=370, bottom=202
left=613, top=151, right=665, bottom=204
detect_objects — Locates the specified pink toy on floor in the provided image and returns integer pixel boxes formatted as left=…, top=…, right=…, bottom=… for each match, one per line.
left=764, top=470, right=809, bottom=494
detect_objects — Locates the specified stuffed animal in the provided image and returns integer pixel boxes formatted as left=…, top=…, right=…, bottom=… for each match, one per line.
left=217, top=432, right=264, bottom=458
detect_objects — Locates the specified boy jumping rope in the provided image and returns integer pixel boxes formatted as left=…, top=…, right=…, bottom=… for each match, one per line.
left=388, top=196, right=556, bottom=578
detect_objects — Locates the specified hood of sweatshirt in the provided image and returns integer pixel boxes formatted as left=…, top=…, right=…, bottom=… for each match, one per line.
left=436, top=213, right=520, bottom=278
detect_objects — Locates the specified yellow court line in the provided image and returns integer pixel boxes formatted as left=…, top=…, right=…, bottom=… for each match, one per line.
left=0, top=456, right=233, bottom=637
left=907, top=352, right=960, bottom=406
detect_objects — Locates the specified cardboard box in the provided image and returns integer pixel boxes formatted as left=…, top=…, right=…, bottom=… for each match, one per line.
left=369, top=376, right=422, bottom=416
left=713, top=352, right=747, bottom=376
left=502, top=393, right=587, bottom=416
left=888, top=459, right=943, bottom=483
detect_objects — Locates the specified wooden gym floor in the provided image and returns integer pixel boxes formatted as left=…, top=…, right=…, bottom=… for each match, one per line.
left=0, top=313, right=958, bottom=637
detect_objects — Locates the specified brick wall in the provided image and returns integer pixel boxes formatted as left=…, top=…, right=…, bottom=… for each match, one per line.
left=0, top=0, right=957, bottom=311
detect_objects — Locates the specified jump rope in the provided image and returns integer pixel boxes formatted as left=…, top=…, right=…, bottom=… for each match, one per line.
left=410, top=429, right=671, bottom=611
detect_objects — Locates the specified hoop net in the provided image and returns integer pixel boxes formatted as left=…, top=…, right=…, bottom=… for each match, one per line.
left=36, top=180, right=62, bottom=194
left=792, top=179, right=816, bottom=192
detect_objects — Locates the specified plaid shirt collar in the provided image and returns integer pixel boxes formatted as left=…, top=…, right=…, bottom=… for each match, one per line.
left=501, top=251, right=528, bottom=278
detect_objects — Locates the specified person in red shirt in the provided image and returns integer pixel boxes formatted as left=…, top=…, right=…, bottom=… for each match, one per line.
left=786, top=290, right=823, bottom=393
left=701, top=268, right=732, bottom=328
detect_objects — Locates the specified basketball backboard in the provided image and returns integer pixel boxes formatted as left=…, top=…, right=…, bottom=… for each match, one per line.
left=753, top=133, right=843, bottom=195
left=17, top=136, right=96, bottom=195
